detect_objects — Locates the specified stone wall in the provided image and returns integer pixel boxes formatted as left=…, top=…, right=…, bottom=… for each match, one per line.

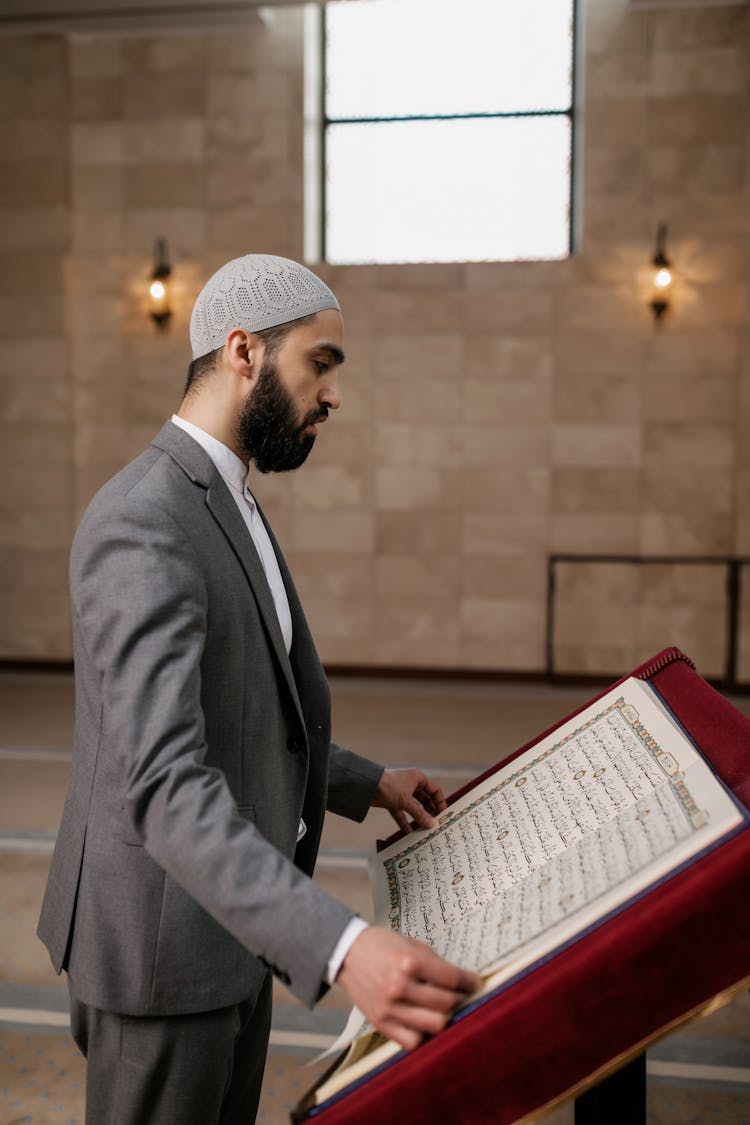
left=1, top=1, right=748, bottom=682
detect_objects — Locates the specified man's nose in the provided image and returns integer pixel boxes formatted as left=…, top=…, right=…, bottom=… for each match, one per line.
left=320, top=372, right=342, bottom=411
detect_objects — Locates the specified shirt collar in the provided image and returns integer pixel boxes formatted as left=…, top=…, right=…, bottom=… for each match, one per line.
left=170, top=415, right=254, bottom=500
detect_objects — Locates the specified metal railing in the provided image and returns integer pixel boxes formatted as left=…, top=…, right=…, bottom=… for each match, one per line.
left=545, top=554, right=749, bottom=690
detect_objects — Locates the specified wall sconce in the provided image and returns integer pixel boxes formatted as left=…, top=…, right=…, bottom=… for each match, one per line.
left=149, top=237, right=172, bottom=330
left=649, top=222, right=673, bottom=323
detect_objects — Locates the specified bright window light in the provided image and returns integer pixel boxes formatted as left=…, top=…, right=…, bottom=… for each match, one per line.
left=321, top=0, right=576, bottom=265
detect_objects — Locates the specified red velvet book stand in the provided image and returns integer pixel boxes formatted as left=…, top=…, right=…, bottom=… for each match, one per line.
left=297, top=648, right=750, bottom=1125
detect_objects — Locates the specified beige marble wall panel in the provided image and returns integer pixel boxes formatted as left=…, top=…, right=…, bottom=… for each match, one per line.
left=460, top=288, right=554, bottom=336
left=462, top=468, right=549, bottom=514
left=70, top=165, right=124, bottom=211
left=123, top=35, right=208, bottom=74
left=551, top=514, right=640, bottom=554
left=0, top=71, right=67, bottom=119
left=374, top=334, right=463, bottom=380
left=555, top=645, right=637, bottom=677
left=70, top=76, right=125, bottom=121
left=71, top=122, right=124, bottom=166
left=287, top=553, right=374, bottom=600
left=641, top=514, right=732, bottom=555
left=291, top=465, right=372, bottom=511
left=555, top=602, right=639, bottom=650
left=584, top=147, right=646, bottom=199
left=554, top=331, right=646, bottom=379
left=642, top=376, right=735, bottom=423
left=124, top=73, right=206, bottom=119
left=307, top=420, right=374, bottom=467
left=375, top=598, right=459, bottom=667
left=635, top=604, right=725, bottom=678
left=0, top=297, right=64, bottom=338
left=69, top=35, right=124, bottom=78
left=0, top=422, right=69, bottom=468
left=586, top=53, right=649, bottom=100
left=553, top=424, right=640, bottom=468
left=648, top=96, right=744, bottom=147
left=0, top=510, right=71, bottom=551
left=375, top=554, right=460, bottom=600
left=291, top=511, right=374, bottom=554
left=0, top=547, right=70, bottom=594
left=0, top=161, right=68, bottom=206
left=0, top=590, right=72, bottom=659
left=464, top=424, right=550, bottom=467
left=461, top=555, right=547, bottom=601
left=125, top=164, right=205, bottom=208
left=0, top=119, right=68, bottom=162
left=648, top=146, right=744, bottom=197
left=376, top=422, right=463, bottom=467
left=584, top=4, right=650, bottom=56
left=125, top=208, right=207, bottom=255
left=459, top=598, right=545, bottom=671
left=464, top=336, right=553, bottom=380
left=297, top=592, right=375, bottom=643
left=644, top=423, right=733, bottom=469
left=376, top=512, right=461, bottom=556
left=555, top=562, right=639, bottom=604
left=375, top=466, right=462, bottom=512
left=464, top=377, right=551, bottom=423
left=71, top=211, right=123, bottom=252
left=650, top=48, right=746, bottom=99
left=641, top=563, right=724, bottom=606
left=651, top=7, right=747, bottom=49
left=551, top=468, right=640, bottom=513
left=373, top=378, right=460, bottom=424
left=1, top=467, right=69, bottom=513
left=553, top=375, right=639, bottom=423
left=642, top=465, right=732, bottom=517
left=463, top=513, right=548, bottom=556
left=123, top=118, right=205, bottom=164
left=0, top=376, right=70, bottom=424
left=643, top=331, right=742, bottom=379
left=585, top=99, right=649, bottom=149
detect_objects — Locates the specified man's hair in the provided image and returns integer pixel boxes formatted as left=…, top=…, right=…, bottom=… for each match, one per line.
left=182, top=313, right=318, bottom=399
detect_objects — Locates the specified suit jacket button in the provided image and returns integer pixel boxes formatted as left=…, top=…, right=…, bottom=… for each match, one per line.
left=287, top=736, right=300, bottom=754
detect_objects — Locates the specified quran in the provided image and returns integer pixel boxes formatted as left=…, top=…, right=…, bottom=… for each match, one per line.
left=306, top=674, right=746, bottom=1110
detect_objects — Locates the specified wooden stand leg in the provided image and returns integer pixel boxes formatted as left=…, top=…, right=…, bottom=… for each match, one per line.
left=574, top=1054, right=646, bottom=1125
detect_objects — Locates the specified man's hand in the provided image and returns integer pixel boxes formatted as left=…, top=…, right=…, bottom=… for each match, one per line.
left=337, top=927, right=481, bottom=1051
left=372, top=768, right=447, bottom=833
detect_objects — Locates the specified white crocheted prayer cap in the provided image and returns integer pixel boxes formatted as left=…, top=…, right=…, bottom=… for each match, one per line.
left=189, top=254, right=340, bottom=360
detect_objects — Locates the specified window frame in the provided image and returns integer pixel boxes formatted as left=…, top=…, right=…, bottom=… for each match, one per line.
left=316, top=0, right=580, bottom=267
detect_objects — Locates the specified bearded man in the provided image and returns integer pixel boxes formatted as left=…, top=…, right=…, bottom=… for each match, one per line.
left=38, top=254, right=479, bottom=1125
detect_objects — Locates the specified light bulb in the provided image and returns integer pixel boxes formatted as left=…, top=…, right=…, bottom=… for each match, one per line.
left=150, top=280, right=166, bottom=300
left=654, top=268, right=672, bottom=290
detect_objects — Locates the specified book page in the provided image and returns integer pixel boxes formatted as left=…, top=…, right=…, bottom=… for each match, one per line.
left=307, top=677, right=745, bottom=1106
left=371, top=677, right=743, bottom=985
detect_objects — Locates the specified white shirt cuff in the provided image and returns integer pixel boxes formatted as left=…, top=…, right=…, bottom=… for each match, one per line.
left=325, top=917, right=369, bottom=985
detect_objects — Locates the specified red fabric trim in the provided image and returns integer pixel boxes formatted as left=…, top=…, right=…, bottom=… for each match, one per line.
left=311, top=649, right=750, bottom=1125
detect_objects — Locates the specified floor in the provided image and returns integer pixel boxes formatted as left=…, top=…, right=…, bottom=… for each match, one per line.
left=0, top=671, right=748, bottom=1125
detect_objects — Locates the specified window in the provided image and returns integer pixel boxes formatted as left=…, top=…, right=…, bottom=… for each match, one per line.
left=315, top=0, right=576, bottom=265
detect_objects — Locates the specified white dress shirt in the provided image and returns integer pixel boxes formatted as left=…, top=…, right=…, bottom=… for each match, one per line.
left=170, top=415, right=366, bottom=982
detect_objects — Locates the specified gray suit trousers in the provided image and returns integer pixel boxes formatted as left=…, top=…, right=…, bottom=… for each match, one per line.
left=69, top=975, right=272, bottom=1125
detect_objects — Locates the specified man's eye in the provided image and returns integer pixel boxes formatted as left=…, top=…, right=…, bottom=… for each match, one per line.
left=314, top=360, right=329, bottom=374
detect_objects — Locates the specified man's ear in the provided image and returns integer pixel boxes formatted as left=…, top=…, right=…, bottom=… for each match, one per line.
left=225, top=328, right=263, bottom=385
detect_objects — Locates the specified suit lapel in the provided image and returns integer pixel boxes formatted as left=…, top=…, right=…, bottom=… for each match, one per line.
left=152, top=421, right=305, bottom=725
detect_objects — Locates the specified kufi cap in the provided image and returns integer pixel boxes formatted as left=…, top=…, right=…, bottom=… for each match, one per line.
left=190, top=254, right=340, bottom=360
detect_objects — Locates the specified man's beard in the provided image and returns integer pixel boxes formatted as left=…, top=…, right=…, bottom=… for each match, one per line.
left=238, top=355, right=327, bottom=473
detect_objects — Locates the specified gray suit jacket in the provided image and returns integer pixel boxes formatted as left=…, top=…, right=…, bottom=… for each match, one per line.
left=38, top=421, right=382, bottom=1016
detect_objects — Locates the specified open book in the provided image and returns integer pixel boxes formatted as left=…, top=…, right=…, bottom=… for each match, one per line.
left=304, top=676, right=745, bottom=1112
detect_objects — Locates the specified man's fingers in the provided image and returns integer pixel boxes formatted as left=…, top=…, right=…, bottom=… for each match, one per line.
left=402, top=796, right=435, bottom=829
left=400, top=979, right=468, bottom=1013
